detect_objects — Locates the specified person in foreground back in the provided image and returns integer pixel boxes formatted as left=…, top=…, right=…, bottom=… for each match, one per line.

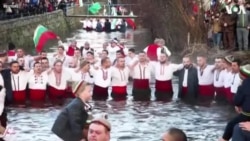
left=162, top=128, right=187, bottom=141
left=52, top=81, right=92, bottom=141
left=88, top=118, right=111, bottom=141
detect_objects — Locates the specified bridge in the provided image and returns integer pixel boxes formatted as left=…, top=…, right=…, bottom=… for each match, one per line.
left=66, top=3, right=139, bottom=19
left=66, top=15, right=139, bottom=18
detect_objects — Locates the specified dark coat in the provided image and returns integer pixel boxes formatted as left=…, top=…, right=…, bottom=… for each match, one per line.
left=234, top=78, right=250, bottom=113
left=1, top=69, right=12, bottom=104
left=52, top=97, right=89, bottom=141
left=175, top=66, right=199, bottom=101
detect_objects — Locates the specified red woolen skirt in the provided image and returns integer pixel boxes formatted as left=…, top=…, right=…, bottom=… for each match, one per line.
left=93, top=85, right=109, bottom=99
left=112, top=86, right=127, bottom=96
left=133, top=79, right=149, bottom=89
left=48, top=86, right=67, bottom=100
left=29, top=89, right=46, bottom=101
left=215, top=87, right=226, bottom=98
left=198, top=84, right=215, bottom=97
left=155, top=80, right=172, bottom=93
left=13, top=90, right=27, bottom=104
left=224, top=87, right=233, bottom=103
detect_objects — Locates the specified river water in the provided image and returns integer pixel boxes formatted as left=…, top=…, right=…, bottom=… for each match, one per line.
left=5, top=29, right=235, bottom=141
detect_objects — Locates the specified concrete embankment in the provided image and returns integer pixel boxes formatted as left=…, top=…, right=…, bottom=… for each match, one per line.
left=0, top=6, right=86, bottom=53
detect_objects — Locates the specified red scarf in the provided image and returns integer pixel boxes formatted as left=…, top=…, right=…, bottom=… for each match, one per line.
left=146, top=44, right=159, bottom=61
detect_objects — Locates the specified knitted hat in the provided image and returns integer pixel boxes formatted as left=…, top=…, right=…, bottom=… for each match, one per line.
left=240, top=64, right=250, bottom=78
left=224, top=55, right=234, bottom=64
left=72, top=81, right=85, bottom=95
left=8, top=42, right=15, bottom=50
left=91, top=117, right=111, bottom=131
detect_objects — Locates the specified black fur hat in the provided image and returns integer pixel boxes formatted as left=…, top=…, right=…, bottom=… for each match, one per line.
left=8, top=42, right=15, bottom=50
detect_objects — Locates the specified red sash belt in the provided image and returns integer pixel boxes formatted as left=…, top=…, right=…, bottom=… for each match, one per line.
left=48, top=86, right=67, bottom=99
left=29, top=89, right=46, bottom=101
left=133, top=79, right=149, bottom=89
left=155, top=80, right=172, bottom=92
left=198, top=84, right=215, bottom=97
left=93, top=85, right=108, bottom=96
left=13, top=90, right=27, bottom=104
left=182, top=87, right=188, bottom=95
left=112, top=86, right=127, bottom=95
left=224, top=87, right=233, bottom=103
left=215, top=87, right=225, bottom=97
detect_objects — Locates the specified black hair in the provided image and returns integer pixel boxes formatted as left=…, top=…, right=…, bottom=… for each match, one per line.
left=102, top=50, right=109, bottom=55
left=128, top=48, right=135, bottom=53
left=10, top=61, right=19, bottom=67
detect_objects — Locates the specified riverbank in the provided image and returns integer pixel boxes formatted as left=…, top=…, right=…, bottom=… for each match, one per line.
left=0, top=6, right=86, bottom=53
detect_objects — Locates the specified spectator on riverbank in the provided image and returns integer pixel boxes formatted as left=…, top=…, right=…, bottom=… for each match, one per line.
left=236, top=0, right=250, bottom=51
left=162, top=128, right=187, bottom=141
left=220, top=8, right=237, bottom=50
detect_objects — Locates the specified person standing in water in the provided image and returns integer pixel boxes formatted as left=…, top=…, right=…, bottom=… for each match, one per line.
left=52, top=81, right=92, bottom=141
left=219, top=64, right=250, bottom=141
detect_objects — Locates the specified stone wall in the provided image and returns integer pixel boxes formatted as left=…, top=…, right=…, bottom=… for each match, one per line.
left=0, top=6, right=86, bottom=53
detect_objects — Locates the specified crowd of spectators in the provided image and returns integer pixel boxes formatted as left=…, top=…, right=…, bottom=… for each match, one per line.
left=0, top=0, right=75, bottom=20
left=205, top=0, right=250, bottom=51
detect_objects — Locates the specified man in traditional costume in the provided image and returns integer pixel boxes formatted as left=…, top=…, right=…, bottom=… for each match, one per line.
left=107, top=40, right=120, bottom=63
left=213, top=57, right=227, bottom=103
left=196, top=55, right=215, bottom=103
left=53, top=46, right=71, bottom=67
left=222, top=55, right=234, bottom=104
left=154, top=53, right=183, bottom=101
left=126, top=48, right=138, bottom=68
left=28, top=62, right=48, bottom=107
left=92, top=57, right=112, bottom=100
left=131, top=52, right=152, bottom=101
left=175, top=56, right=198, bottom=103
left=48, top=60, right=72, bottom=104
left=111, top=57, right=130, bottom=100
left=69, top=48, right=82, bottom=68
left=229, top=59, right=242, bottom=103
left=143, top=38, right=171, bottom=63
left=66, top=40, right=78, bottom=57
left=112, top=50, right=123, bottom=66
left=81, top=42, right=94, bottom=58
left=1, top=61, right=29, bottom=105
left=71, top=60, right=93, bottom=84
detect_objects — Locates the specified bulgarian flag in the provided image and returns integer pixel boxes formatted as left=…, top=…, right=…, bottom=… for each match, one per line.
left=33, top=25, right=58, bottom=52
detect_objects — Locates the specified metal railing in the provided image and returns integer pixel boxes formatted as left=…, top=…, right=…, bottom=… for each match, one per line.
left=0, top=2, right=75, bottom=21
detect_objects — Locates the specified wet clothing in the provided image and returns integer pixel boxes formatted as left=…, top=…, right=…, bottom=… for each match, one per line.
left=175, top=66, right=199, bottom=102
left=222, top=78, right=250, bottom=140
left=52, top=97, right=89, bottom=141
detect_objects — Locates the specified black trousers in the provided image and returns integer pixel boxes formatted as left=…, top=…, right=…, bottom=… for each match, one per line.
left=223, top=113, right=250, bottom=140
